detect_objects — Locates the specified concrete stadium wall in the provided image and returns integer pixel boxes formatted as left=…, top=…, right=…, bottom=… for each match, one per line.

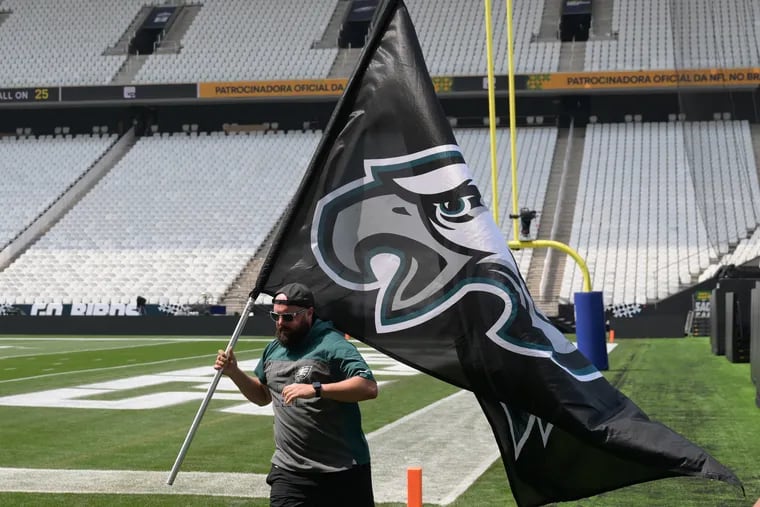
left=607, top=278, right=718, bottom=338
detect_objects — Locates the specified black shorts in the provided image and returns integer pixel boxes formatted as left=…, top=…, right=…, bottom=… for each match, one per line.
left=266, top=462, right=374, bottom=507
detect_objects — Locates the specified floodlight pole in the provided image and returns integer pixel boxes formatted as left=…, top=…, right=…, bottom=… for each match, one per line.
left=166, top=296, right=255, bottom=485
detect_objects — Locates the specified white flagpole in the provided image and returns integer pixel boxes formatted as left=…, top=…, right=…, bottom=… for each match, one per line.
left=166, top=296, right=256, bottom=485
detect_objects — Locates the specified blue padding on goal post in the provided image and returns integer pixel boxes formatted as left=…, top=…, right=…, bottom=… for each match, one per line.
left=574, top=291, right=608, bottom=371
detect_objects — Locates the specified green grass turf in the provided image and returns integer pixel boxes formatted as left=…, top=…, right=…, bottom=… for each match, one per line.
left=0, top=336, right=757, bottom=506
left=0, top=493, right=265, bottom=506
left=453, top=337, right=759, bottom=506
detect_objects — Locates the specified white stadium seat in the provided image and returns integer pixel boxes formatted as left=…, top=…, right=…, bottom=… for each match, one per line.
left=560, top=120, right=760, bottom=306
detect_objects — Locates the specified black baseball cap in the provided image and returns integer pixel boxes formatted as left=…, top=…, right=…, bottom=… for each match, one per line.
left=273, top=283, right=315, bottom=308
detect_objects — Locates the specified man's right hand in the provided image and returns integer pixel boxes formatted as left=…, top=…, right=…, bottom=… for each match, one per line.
left=214, top=349, right=238, bottom=375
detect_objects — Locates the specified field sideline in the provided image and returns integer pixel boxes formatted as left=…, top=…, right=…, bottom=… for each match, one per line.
left=0, top=335, right=757, bottom=506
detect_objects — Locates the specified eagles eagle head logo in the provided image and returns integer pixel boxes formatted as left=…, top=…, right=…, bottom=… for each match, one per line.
left=311, top=144, right=600, bottom=382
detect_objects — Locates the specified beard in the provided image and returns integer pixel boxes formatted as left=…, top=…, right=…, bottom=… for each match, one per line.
left=276, top=320, right=311, bottom=348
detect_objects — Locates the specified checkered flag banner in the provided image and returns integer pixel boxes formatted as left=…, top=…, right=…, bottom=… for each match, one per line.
left=607, top=303, right=643, bottom=319
left=157, top=303, right=192, bottom=316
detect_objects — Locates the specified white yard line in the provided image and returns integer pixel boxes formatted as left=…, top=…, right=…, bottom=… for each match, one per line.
left=0, top=468, right=270, bottom=498
left=0, top=340, right=618, bottom=503
left=368, top=390, right=500, bottom=505
left=0, top=390, right=493, bottom=505
left=0, top=341, right=181, bottom=361
left=0, top=348, right=265, bottom=384
left=0, top=337, right=272, bottom=342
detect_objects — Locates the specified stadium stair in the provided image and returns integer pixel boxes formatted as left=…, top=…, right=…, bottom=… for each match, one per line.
left=589, top=0, right=615, bottom=39
left=103, top=5, right=154, bottom=56
left=313, top=0, right=352, bottom=49
left=111, top=55, right=148, bottom=85
left=536, top=0, right=562, bottom=41
left=545, top=125, right=585, bottom=305
left=0, top=129, right=137, bottom=270
left=320, top=0, right=364, bottom=76
left=328, top=47, right=362, bottom=78
left=526, top=127, right=570, bottom=316
left=154, top=4, right=202, bottom=55
left=220, top=225, right=280, bottom=316
left=0, top=9, right=10, bottom=29
left=751, top=124, right=760, bottom=186
left=558, top=40, right=586, bottom=71
left=111, top=4, right=201, bottom=84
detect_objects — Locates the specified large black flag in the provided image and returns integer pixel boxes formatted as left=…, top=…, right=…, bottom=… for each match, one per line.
left=252, top=1, right=741, bottom=505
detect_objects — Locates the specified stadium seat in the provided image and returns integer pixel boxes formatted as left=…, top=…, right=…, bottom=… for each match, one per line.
left=0, top=134, right=117, bottom=250
left=586, top=0, right=760, bottom=71
left=560, top=120, right=760, bottom=306
left=0, top=0, right=147, bottom=87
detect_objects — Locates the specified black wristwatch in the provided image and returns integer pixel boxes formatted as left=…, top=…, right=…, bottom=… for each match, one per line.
left=312, top=381, right=322, bottom=398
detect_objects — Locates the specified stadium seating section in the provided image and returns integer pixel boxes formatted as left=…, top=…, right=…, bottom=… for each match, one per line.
left=586, top=0, right=760, bottom=71
left=0, top=128, right=553, bottom=305
left=0, top=0, right=150, bottom=86
left=3, top=0, right=759, bottom=87
left=2, top=1, right=760, bottom=309
left=0, top=134, right=117, bottom=249
left=560, top=120, right=760, bottom=304
left=136, top=0, right=339, bottom=83
left=0, top=131, right=317, bottom=305
left=406, top=0, right=559, bottom=75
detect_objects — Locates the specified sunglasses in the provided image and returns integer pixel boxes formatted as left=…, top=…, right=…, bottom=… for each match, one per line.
left=269, top=308, right=308, bottom=323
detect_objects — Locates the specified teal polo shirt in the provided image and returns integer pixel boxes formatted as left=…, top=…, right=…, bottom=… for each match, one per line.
left=254, top=318, right=375, bottom=473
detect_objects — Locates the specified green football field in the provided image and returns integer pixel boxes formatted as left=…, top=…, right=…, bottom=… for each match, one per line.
left=0, top=335, right=756, bottom=506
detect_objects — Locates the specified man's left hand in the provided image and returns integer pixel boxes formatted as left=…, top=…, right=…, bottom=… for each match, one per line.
left=282, top=383, right=318, bottom=404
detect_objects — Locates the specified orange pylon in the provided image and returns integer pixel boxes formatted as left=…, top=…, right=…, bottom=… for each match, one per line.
left=407, top=467, right=422, bottom=507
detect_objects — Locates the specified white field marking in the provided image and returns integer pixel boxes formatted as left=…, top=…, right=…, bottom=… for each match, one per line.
left=570, top=342, right=617, bottom=353
left=0, top=348, right=265, bottom=384
left=0, top=337, right=272, bottom=342
left=0, top=337, right=272, bottom=361
left=0, top=345, right=621, bottom=502
left=368, top=390, right=500, bottom=505
left=0, top=389, right=484, bottom=504
left=0, top=338, right=405, bottom=359
left=0, top=468, right=270, bottom=498
left=0, top=340, right=180, bottom=361
left=0, top=351, right=415, bottom=410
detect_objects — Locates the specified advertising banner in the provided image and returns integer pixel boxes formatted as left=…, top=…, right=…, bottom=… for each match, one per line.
left=0, top=302, right=226, bottom=316
left=60, top=83, right=196, bottom=102
left=142, top=6, right=176, bottom=29
left=563, top=0, right=592, bottom=15
left=198, top=79, right=348, bottom=99
left=198, top=77, right=457, bottom=99
left=523, top=68, right=760, bottom=91
left=0, top=87, right=59, bottom=103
